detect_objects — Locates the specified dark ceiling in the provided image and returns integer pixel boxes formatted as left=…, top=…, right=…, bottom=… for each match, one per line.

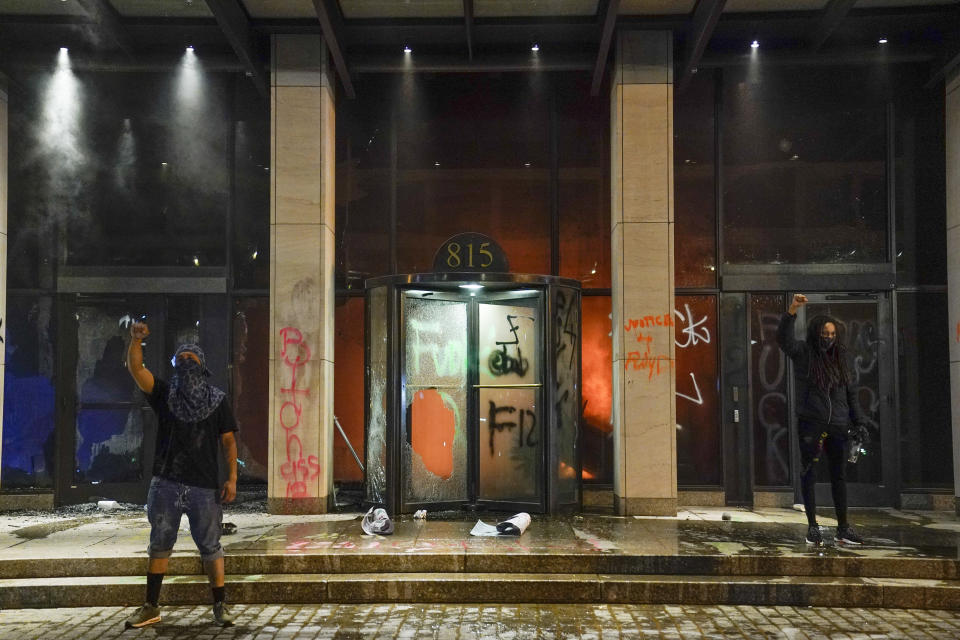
left=0, top=0, right=957, bottom=97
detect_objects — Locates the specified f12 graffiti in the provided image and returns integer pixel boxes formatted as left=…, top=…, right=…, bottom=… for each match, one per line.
left=487, top=400, right=537, bottom=454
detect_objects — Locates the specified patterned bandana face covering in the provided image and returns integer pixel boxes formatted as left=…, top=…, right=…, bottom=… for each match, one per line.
left=168, top=344, right=226, bottom=423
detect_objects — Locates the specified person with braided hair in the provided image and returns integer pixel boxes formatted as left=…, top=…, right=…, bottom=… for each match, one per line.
left=777, top=294, right=867, bottom=546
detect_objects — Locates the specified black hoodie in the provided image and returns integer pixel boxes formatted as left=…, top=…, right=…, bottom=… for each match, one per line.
left=776, top=312, right=865, bottom=428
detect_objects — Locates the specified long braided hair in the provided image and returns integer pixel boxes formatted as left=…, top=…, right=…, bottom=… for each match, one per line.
left=805, top=314, right=849, bottom=392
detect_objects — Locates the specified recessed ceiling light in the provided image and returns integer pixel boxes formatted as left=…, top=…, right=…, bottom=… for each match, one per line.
left=878, top=38, right=888, bottom=44
left=751, top=40, right=760, bottom=49
left=59, top=47, right=68, bottom=52
left=531, top=43, right=540, bottom=52
left=403, top=45, right=412, bottom=54
left=186, top=45, right=194, bottom=52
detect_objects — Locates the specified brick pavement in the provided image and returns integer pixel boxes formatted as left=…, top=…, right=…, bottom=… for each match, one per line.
left=2, top=604, right=960, bottom=639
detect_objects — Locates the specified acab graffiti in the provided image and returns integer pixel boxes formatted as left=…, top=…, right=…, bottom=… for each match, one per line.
left=278, top=327, right=321, bottom=498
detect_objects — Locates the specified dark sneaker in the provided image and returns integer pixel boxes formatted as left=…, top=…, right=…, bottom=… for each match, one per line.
left=213, top=602, right=235, bottom=627
left=125, top=603, right=161, bottom=629
left=836, top=525, right=864, bottom=545
left=805, top=525, right=823, bottom=546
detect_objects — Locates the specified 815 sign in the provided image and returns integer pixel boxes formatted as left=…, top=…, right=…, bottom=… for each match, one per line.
left=432, top=232, right=509, bottom=273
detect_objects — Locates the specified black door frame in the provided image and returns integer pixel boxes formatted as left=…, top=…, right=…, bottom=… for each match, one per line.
left=55, top=294, right=164, bottom=505
left=396, top=287, right=547, bottom=514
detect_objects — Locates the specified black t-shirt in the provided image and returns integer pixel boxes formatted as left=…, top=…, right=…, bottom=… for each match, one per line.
left=146, top=378, right=238, bottom=490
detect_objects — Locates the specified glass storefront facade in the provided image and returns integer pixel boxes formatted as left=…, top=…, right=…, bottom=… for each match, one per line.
left=1, top=47, right=953, bottom=505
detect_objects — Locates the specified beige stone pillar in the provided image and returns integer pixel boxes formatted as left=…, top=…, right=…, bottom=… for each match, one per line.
left=268, top=35, right=335, bottom=513
left=0, top=85, right=7, bottom=481
left=947, top=68, right=960, bottom=512
left=610, top=31, right=677, bottom=516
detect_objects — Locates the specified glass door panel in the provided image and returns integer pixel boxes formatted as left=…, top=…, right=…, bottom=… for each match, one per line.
left=59, top=296, right=163, bottom=504
left=477, top=297, right=543, bottom=508
left=400, top=295, right=469, bottom=507
left=797, top=294, right=894, bottom=505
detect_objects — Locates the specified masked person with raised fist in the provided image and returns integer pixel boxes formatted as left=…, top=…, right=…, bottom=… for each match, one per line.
left=777, top=294, right=867, bottom=547
left=124, top=321, right=239, bottom=629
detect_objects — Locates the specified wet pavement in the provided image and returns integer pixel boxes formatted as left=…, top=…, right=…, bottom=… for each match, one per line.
left=3, top=505, right=960, bottom=611
left=2, top=505, right=959, bottom=567
left=3, top=603, right=960, bottom=639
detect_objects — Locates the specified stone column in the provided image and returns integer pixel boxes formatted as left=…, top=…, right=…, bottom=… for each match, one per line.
left=947, top=68, right=960, bottom=512
left=610, top=31, right=677, bottom=516
left=268, top=36, right=335, bottom=513
left=0, top=85, right=7, bottom=480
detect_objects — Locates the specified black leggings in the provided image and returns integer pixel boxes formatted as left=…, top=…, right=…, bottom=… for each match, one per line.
left=798, top=420, right=848, bottom=529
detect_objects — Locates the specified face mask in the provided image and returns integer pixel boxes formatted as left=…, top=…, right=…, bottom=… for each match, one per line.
left=819, top=336, right=835, bottom=351
left=175, top=357, right=202, bottom=374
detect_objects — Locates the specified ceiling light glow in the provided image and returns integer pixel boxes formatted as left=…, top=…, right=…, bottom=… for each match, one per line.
left=403, top=45, right=412, bottom=54
left=750, top=40, right=760, bottom=49
left=531, top=43, right=540, bottom=52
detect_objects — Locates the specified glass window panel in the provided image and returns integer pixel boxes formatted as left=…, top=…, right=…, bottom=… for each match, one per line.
left=232, top=297, right=269, bottom=483
left=334, top=296, right=366, bottom=483
left=674, top=69, right=717, bottom=287
left=164, top=295, right=229, bottom=392
left=365, top=286, right=388, bottom=504
left=402, top=297, right=468, bottom=503
left=553, top=287, right=580, bottom=503
left=479, top=301, right=539, bottom=385
left=75, top=408, right=145, bottom=484
left=804, top=301, right=882, bottom=484
left=232, top=80, right=270, bottom=290
left=2, top=295, right=56, bottom=489
left=722, top=66, right=887, bottom=264
left=675, top=295, right=721, bottom=486
left=337, top=77, right=391, bottom=285
left=558, top=74, right=610, bottom=287
left=750, top=294, right=791, bottom=487
left=478, top=387, right=540, bottom=502
left=894, top=64, right=946, bottom=286
left=897, top=292, right=952, bottom=488
left=394, top=74, right=550, bottom=274
left=73, top=303, right=145, bottom=486
left=581, top=296, right=612, bottom=484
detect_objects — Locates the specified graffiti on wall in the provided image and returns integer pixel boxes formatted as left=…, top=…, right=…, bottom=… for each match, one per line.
left=278, top=327, right=320, bottom=498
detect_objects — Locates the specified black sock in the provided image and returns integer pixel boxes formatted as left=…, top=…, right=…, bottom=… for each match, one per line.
left=212, top=586, right=225, bottom=604
left=146, top=572, right=164, bottom=607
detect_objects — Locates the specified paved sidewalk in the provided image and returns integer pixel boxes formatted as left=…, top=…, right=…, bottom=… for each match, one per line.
left=1, top=505, right=959, bottom=564
left=3, top=603, right=960, bottom=639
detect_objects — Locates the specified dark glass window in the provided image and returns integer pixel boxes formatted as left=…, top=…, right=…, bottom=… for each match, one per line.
left=9, top=70, right=234, bottom=269
left=581, top=295, right=612, bottom=483
left=674, top=70, right=717, bottom=287
left=394, top=74, right=551, bottom=274
left=897, top=292, right=952, bottom=488
left=232, top=297, right=269, bottom=483
left=336, top=76, right=392, bottom=287
left=233, top=81, right=270, bottom=290
left=559, top=75, right=610, bottom=287
left=722, top=66, right=887, bottom=265
left=894, top=65, right=946, bottom=286
left=675, top=295, right=721, bottom=486
left=334, top=296, right=365, bottom=483
left=750, top=294, right=791, bottom=487
left=2, top=295, right=56, bottom=489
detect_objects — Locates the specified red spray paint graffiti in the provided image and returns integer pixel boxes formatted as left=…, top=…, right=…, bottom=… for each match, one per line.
left=279, top=327, right=321, bottom=498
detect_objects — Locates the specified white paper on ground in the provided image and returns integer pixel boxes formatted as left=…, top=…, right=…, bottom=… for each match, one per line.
left=470, top=512, right=531, bottom=537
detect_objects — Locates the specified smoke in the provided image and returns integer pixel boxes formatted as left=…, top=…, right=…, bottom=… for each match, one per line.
left=113, top=118, right=136, bottom=192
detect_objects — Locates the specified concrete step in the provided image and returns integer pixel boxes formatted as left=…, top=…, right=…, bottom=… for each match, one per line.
left=1, top=553, right=957, bottom=580
left=2, top=573, right=959, bottom=610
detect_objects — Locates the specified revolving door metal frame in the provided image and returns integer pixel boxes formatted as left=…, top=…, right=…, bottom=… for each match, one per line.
left=364, top=273, right=582, bottom=515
